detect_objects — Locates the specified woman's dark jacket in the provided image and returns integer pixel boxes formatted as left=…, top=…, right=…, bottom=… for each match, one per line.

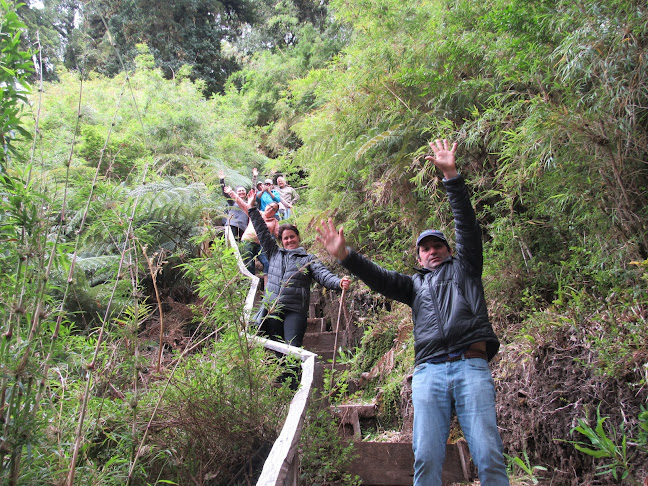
left=340, top=174, right=500, bottom=365
left=249, top=207, right=342, bottom=313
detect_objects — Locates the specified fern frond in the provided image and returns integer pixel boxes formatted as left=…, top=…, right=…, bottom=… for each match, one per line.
left=75, top=255, right=122, bottom=274
left=355, top=125, right=402, bottom=160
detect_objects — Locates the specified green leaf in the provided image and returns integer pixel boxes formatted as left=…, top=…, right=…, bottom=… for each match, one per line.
left=573, top=444, right=612, bottom=459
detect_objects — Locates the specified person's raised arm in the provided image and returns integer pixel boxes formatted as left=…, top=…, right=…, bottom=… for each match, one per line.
left=219, top=170, right=228, bottom=198
left=428, top=139, right=483, bottom=274
left=316, top=218, right=414, bottom=304
left=316, top=218, right=349, bottom=261
left=425, top=139, right=458, bottom=180
left=224, top=186, right=250, bottom=214
left=251, top=167, right=258, bottom=188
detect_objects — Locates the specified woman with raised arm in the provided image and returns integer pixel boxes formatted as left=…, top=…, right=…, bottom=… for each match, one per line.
left=218, top=170, right=249, bottom=241
left=239, top=202, right=279, bottom=286
left=225, top=187, right=350, bottom=385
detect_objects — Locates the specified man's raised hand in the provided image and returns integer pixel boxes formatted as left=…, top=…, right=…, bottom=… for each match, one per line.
left=425, top=139, right=458, bottom=179
left=316, top=218, right=349, bottom=261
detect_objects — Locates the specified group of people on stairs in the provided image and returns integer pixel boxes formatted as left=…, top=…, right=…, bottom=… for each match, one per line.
left=219, top=168, right=301, bottom=286
left=219, top=139, right=509, bottom=486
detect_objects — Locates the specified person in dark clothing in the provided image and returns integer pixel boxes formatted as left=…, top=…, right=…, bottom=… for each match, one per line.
left=225, top=187, right=350, bottom=373
left=316, top=139, right=509, bottom=486
left=239, top=202, right=280, bottom=287
left=219, top=170, right=250, bottom=241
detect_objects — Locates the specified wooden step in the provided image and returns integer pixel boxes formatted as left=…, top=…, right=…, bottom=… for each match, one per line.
left=347, top=440, right=473, bottom=485
left=302, top=331, right=337, bottom=350
left=306, top=317, right=326, bottom=333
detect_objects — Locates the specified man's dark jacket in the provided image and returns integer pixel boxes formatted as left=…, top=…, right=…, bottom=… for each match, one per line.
left=249, top=207, right=342, bottom=313
left=340, top=174, right=500, bottom=365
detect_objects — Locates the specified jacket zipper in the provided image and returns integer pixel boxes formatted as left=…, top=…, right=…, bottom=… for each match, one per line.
left=427, top=272, right=448, bottom=352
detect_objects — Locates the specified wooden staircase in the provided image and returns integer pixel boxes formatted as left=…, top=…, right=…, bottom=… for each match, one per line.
left=302, top=289, right=474, bottom=486
left=303, top=318, right=336, bottom=361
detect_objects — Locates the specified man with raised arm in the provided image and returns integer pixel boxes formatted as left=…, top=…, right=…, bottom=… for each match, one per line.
left=256, top=178, right=282, bottom=211
left=276, top=176, right=299, bottom=220
left=316, top=139, right=509, bottom=486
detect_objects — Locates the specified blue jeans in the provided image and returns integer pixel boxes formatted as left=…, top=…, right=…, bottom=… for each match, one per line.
left=279, top=208, right=292, bottom=220
left=412, top=357, right=509, bottom=486
left=258, top=249, right=269, bottom=274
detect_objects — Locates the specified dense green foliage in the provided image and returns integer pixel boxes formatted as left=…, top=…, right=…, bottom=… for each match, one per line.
left=79, top=0, right=256, bottom=94
left=2, top=6, right=289, bottom=481
left=1, top=0, right=33, bottom=171
left=290, top=0, right=648, bottom=274
left=2, top=0, right=648, bottom=482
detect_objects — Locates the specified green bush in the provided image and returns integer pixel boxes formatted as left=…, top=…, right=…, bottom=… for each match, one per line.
left=299, top=404, right=361, bottom=486
left=139, top=337, right=289, bottom=484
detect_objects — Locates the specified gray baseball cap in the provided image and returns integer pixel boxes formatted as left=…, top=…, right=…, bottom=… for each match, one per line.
left=416, top=229, right=450, bottom=249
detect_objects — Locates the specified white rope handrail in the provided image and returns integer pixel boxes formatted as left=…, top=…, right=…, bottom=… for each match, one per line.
left=223, top=226, right=316, bottom=486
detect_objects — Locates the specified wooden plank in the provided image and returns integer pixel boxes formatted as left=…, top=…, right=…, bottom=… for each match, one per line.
left=302, top=331, right=337, bottom=349
left=308, top=302, right=317, bottom=319
left=348, top=442, right=413, bottom=485
left=306, top=317, right=326, bottom=333
left=309, top=290, right=321, bottom=319
left=332, top=403, right=377, bottom=418
left=347, top=441, right=473, bottom=485
left=247, top=334, right=316, bottom=361
left=332, top=403, right=377, bottom=441
left=457, top=439, right=471, bottom=482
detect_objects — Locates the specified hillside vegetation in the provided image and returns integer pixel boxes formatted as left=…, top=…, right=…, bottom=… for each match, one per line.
left=2, top=0, right=647, bottom=484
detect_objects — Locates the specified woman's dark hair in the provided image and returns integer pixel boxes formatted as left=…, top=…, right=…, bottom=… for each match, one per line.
left=278, top=224, right=300, bottom=240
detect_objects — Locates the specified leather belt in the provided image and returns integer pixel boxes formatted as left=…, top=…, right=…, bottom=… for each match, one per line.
left=427, top=349, right=488, bottom=363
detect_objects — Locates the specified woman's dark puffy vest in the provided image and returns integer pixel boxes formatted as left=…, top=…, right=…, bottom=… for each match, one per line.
left=248, top=208, right=342, bottom=313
